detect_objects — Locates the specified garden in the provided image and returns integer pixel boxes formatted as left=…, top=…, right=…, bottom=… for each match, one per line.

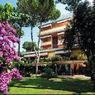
left=9, top=76, right=95, bottom=94
left=0, top=0, right=95, bottom=94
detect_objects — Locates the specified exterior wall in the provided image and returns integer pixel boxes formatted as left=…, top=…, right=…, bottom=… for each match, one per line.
left=41, top=33, right=64, bottom=49
left=23, top=18, right=71, bottom=58
left=71, top=49, right=87, bottom=60
left=40, top=18, right=70, bottom=51
left=41, top=20, right=70, bottom=32
left=41, top=35, right=52, bottom=49
left=48, top=51, right=55, bottom=57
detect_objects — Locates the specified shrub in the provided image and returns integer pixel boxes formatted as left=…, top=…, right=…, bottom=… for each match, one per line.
left=41, top=67, right=57, bottom=80
left=12, top=61, right=32, bottom=77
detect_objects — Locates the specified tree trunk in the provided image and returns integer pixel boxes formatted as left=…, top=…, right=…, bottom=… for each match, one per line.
left=30, top=24, right=38, bottom=74
left=30, top=24, right=39, bottom=74
left=84, top=50, right=95, bottom=91
left=90, top=61, right=95, bottom=91
left=87, top=54, right=95, bottom=91
left=31, top=25, right=33, bottom=42
left=55, top=64, right=57, bottom=75
left=18, top=27, right=22, bottom=56
left=18, top=37, right=21, bottom=56
left=36, top=56, right=39, bottom=74
left=35, top=22, right=42, bottom=74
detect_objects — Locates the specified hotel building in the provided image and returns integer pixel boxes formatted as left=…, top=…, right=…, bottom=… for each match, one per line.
left=23, top=17, right=71, bottom=59
left=22, top=17, right=87, bottom=74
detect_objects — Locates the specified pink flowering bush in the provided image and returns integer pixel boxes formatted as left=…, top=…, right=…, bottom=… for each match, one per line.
left=0, top=21, right=20, bottom=65
left=0, top=21, right=22, bottom=95
left=0, top=67, right=22, bottom=95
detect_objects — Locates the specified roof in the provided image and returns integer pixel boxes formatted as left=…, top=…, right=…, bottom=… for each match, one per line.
left=41, top=17, right=72, bottom=28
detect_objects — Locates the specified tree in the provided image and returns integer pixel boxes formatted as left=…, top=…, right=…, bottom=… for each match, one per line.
left=17, top=0, right=61, bottom=73
left=0, top=3, right=20, bottom=67
left=51, top=55, right=63, bottom=74
left=16, top=28, right=24, bottom=55
left=0, top=3, right=25, bottom=56
left=64, top=1, right=95, bottom=80
left=57, top=0, right=82, bottom=21
left=10, top=10, right=30, bottom=56
left=23, top=41, right=38, bottom=52
left=0, top=3, right=14, bottom=21
left=36, top=0, right=60, bottom=74
left=17, top=0, right=38, bottom=42
left=62, top=0, right=81, bottom=12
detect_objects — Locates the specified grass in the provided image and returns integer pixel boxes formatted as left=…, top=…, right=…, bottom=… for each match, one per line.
left=9, top=75, right=95, bottom=94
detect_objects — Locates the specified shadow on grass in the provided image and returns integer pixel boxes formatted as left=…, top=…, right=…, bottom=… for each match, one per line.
left=10, top=76, right=95, bottom=94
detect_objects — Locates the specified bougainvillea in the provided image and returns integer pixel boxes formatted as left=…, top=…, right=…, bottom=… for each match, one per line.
left=0, top=68, right=22, bottom=94
left=0, top=21, right=20, bottom=66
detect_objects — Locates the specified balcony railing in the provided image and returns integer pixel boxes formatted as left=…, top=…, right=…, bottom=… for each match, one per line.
left=41, top=41, right=52, bottom=46
left=40, top=26, right=66, bottom=36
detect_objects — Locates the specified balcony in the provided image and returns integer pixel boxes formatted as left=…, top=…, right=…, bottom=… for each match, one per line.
left=40, top=26, right=66, bottom=36
left=41, top=41, right=52, bottom=46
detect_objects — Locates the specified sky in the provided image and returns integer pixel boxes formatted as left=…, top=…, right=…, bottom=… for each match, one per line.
left=0, top=0, right=93, bottom=51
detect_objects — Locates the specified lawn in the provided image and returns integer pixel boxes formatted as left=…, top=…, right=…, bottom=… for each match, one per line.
left=9, top=76, right=95, bottom=94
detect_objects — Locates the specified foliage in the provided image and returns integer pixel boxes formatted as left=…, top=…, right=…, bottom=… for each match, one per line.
left=0, top=67, right=22, bottom=94
left=58, top=0, right=82, bottom=12
left=41, top=67, right=57, bottom=79
left=17, top=0, right=60, bottom=23
left=64, top=1, right=95, bottom=77
left=17, top=0, right=60, bottom=41
left=0, top=3, right=26, bottom=56
left=17, top=0, right=61, bottom=73
left=0, top=3, right=14, bottom=21
left=37, top=0, right=60, bottom=22
left=17, top=0, right=39, bottom=41
left=12, top=61, right=24, bottom=68
left=11, top=11, right=30, bottom=27
left=70, top=50, right=87, bottom=60
left=12, top=60, right=32, bottom=77
left=39, top=57, right=51, bottom=63
left=0, top=21, right=19, bottom=66
left=16, top=27, right=24, bottom=56
left=50, top=55, right=63, bottom=62
left=23, top=41, right=38, bottom=52
left=16, top=29, right=24, bottom=38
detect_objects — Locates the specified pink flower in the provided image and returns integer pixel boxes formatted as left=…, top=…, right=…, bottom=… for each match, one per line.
left=11, top=28, right=16, bottom=34
left=3, top=37, right=9, bottom=43
left=0, top=21, right=20, bottom=65
left=6, top=58, right=11, bottom=63
left=0, top=51, right=3, bottom=57
left=0, top=68, right=22, bottom=94
left=4, top=45, right=10, bottom=50
left=0, top=41, right=2, bottom=45
left=14, top=56, right=20, bottom=61
left=0, top=28, right=7, bottom=35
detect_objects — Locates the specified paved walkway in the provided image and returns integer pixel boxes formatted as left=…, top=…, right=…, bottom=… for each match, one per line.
left=63, top=75, right=91, bottom=80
